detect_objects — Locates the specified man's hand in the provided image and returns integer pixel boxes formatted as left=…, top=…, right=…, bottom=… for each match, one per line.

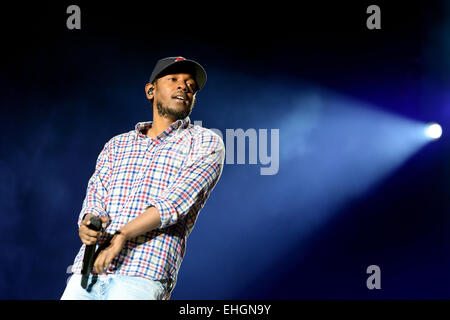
left=78, top=214, right=108, bottom=245
left=93, top=232, right=127, bottom=274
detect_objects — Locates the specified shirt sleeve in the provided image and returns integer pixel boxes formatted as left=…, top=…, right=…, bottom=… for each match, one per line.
left=147, top=133, right=225, bottom=229
left=77, top=141, right=112, bottom=227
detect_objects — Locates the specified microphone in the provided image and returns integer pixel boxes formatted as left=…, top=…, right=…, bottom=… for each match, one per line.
left=80, top=215, right=102, bottom=289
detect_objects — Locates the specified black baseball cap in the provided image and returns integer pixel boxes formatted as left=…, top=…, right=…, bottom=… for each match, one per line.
left=149, top=56, right=207, bottom=91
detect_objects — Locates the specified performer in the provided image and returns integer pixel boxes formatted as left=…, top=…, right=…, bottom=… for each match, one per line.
left=61, top=57, right=225, bottom=300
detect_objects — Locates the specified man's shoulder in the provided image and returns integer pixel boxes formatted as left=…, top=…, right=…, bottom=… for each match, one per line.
left=190, top=124, right=225, bottom=151
left=104, top=129, right=137, bottom=149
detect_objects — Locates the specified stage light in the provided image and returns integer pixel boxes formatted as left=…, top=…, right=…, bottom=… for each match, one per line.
left=425, top=123, right=442, bottom=139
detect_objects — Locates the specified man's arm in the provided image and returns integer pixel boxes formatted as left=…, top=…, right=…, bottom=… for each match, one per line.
left=78, top=142, right=112, bottom=226
left=148, top=134, right=225, bottom=229
left=93, top=206, right=161, bottom=274
left=120, top=206, right=161, bottom=239
left=77, top=142, right=112, bottom=246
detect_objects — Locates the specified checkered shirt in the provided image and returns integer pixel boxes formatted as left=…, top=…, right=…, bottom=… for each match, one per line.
left=70, top=116, right=225, bottom=294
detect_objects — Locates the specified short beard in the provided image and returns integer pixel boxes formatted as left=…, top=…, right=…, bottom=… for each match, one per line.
left=155, top=100, right=193, bottom=120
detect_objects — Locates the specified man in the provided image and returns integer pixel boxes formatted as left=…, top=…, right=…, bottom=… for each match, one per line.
left=61, top=57, right=225, bottom=300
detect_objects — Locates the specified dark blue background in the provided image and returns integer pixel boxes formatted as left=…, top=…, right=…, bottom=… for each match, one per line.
left=1, top=1, right=449, bottom=299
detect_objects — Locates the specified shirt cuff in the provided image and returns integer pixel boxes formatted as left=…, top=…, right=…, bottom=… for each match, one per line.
left=146, top=198, right=177, bottom=229
left=78, top=207, right=109, bottom=227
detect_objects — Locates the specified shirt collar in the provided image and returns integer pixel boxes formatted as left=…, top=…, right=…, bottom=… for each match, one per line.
left=135, top=116, right=191, bottom=141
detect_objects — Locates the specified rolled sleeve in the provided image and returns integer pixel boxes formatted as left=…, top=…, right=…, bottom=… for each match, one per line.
left=148, top=133, right=225, bottom=229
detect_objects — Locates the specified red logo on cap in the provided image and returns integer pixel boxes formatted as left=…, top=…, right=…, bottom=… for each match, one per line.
left=175, top=57, right=186, bottom=62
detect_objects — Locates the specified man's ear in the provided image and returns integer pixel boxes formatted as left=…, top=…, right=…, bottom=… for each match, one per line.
left=145, top=83, right=154, bottom=100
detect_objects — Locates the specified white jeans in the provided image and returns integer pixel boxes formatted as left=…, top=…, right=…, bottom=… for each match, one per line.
left=61, top=273, right=170, bottom=300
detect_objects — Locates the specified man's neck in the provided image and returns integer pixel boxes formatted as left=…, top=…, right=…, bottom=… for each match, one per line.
left=146, top=109, right=177, bottom=140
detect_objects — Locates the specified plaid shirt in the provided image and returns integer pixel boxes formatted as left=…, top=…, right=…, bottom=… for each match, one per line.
left=70, top=116, right=224, bottom=295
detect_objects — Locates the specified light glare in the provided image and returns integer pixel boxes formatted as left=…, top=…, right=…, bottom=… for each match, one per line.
left=425, top=123, right=442, bottom=139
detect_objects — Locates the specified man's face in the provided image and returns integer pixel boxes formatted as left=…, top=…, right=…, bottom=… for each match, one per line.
left=151, top=73, right=197, bottom=120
